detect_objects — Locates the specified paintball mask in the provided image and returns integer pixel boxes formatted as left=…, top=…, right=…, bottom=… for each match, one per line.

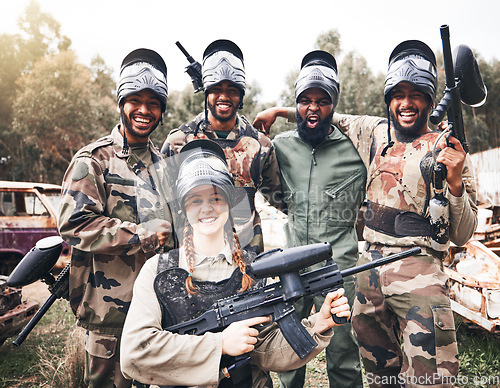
left=202, top=39, right=246, bottom=97
left=295, top=50, right=340, bottom=108
left=117, top=48, right=168, bottom=112
left=384, top=40, right=437, bottom=104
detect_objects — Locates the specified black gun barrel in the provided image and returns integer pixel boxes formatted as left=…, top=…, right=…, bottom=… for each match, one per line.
left=176, top=41, right=195, bottom=64
left=341, top=247, right=421, bottom=278
left=12, top=263, right=70, bottom=346
left=12, top=293, right=58, bottom=346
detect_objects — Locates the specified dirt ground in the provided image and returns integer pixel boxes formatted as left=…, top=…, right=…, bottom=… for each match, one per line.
left=21, top=280, right=51, bottom=304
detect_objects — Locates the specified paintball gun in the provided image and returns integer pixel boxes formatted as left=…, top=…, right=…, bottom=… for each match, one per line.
left=428, top=25, right=487, bottom=251
left=176, top=41, right=203, bottom=93
left=7, top=236, right=69, bottom=346
left=167, top=242, right=421, bottom=359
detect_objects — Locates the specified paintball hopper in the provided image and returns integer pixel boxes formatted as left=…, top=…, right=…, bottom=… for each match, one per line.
left=249, top=242, right=332, bottom=279
left=7, top=236, right=63, bottom=287
left=453, top=44, right=487, bottom=107
left=430, top=43, right=487, bottom=125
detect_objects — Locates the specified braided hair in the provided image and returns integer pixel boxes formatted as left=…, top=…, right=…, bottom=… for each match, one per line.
left=183, top=220, right=254, bottom=295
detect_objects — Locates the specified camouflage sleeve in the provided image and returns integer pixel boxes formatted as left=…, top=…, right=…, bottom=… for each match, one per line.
left=332, top=113, right=386, bottom=169
left=58, top=154, right=160, bottom=255
left=257, top=132, right=285, bottom=210
left=447, top=154, right=478, bottom=246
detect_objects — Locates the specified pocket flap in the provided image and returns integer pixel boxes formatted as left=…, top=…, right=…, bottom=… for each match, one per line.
left=85, top=331, right=118, bottom=359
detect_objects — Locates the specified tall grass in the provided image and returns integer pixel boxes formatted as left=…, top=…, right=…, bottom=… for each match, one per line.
left=0, top=287, right=85, bottom=388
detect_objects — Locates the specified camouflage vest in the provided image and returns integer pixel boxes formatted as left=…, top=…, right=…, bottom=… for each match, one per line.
left=364, top=127, right=440, bottom=239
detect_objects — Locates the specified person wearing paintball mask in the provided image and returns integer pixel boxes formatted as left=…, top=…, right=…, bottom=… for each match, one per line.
left=269, top=50, right=366, bottom=388
left=58, top=48, right=175, bottom=388
left=253, top=40, right=477, bottom=388
left=120, top=139, right=351, bottom=387
left=161, top=39, right=282, bottom=255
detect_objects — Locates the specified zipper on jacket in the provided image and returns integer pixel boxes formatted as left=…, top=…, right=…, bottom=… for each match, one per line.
left=325, top=170, right=363, bottom=199
left=306, top=149, right=317, bottom=243
left=311, top=149, right=317, bottom=166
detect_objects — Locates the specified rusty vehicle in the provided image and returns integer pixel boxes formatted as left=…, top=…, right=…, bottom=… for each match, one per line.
left=445, top=240, right=500, bottom=333
left=0, top=275, right=38, bottom=346
left=0, top=180, right=70, bottom=275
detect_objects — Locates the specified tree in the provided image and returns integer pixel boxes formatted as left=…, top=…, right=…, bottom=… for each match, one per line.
left=337, top=52, right=385, bottom=117
left=11, top=51, right=111, bottom=183
left=0, top=0, right=72, bottom=179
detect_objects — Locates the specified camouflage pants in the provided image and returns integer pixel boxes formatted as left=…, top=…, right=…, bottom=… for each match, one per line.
left=352, top=245, right=458, bottom=388
left=84, top=330, right=132, bottom=388
left=278, top=279, right=364, bottom=388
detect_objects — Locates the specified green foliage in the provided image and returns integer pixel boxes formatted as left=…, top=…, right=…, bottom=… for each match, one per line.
left=11, top=50, right=114, bottom=183
left=455, top=319, right=500, bottom=383
left=337, top=52, right=385, bottom=117
left=0, top=4, right=499, bottom=183
left=315, top=30, right=342, bottom=57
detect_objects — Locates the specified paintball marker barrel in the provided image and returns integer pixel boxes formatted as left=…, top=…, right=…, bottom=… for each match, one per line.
left=7, top=236, right=69, bottom=346
left=12, top=263, right=70, bottom=346
left=176, top=41, right=203, bottom=93
left=167, top=244, right=422, bottom=359
left=340, top=247, right=421, bottom=278
left=429, top=25, right=468, bottom=153
left=175, top=41, right=196, bottom=64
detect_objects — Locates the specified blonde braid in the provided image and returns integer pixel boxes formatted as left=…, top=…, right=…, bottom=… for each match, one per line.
left=183, top=224, right=198, bottom=294
left=228, top=227, right=254, bottom=292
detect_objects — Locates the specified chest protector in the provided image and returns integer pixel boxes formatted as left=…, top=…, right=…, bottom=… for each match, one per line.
left=365, top=128, right=440, bottom=238
left=153, top=249, right=266, bottom=388
left=154, top=249, right=245, bottom=329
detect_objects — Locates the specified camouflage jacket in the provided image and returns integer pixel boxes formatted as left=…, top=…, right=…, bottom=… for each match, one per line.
left=162, top=113, right=282, bottom=253
left=58, top=125, right=175, bottom=334
left=272, top=127, right=366, bottom=271
left=332, top=113, right=477, bottom=249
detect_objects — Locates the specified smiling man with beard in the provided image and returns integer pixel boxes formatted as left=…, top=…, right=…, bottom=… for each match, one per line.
left=332, top=39, right=477, bottom=388
left=272, top=50, right=366, bottom=388
left=254, top=40, right=477, bottom=388
left=58, top=48, right=174, bottom=388
left=162, top=39, right=282, bottom=255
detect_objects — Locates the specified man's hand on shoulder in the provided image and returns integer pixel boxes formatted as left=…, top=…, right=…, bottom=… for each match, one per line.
left=253, top=107, right=290, bottom=136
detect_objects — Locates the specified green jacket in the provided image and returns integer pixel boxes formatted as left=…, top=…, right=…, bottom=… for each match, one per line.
left=272, top=126, right=366, bottom=271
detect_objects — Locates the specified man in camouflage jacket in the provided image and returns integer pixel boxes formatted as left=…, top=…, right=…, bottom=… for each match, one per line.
left=333, top=41, right=477, bottom=388
left=254, top=40, right=477, bottom=388
left=58, top=49, right=174, bottom=388
left=161, top=39, right=282, bottom=254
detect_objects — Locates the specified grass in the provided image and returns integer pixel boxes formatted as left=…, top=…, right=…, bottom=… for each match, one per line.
left=1, top=283, right=499, bottom=387
left=271, top=317, right=500, bottom=388
left=0, top=284, right=85, bottom=388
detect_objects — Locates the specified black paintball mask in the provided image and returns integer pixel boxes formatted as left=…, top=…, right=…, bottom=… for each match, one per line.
left=295, top=50, right=338, bottom=148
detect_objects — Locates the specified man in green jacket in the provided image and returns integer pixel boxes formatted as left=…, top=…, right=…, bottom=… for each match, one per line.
left=270, top=50, right=365, bottom=388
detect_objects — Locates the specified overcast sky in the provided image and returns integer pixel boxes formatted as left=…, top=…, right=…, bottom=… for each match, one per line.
left=1, top=0, right=499, bottom=103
